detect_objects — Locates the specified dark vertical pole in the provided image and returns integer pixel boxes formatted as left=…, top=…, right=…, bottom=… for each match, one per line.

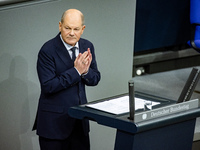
left=129, top=80, right=135, bottom=120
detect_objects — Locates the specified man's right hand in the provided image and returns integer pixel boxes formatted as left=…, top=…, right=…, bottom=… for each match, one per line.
left=74, top=48, right=92, bottom=75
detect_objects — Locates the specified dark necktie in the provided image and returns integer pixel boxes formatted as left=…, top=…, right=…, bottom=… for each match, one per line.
left=70, top=47, right=76, bottom=61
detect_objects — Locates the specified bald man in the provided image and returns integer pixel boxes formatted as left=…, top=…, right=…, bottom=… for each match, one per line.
left=33, top=9, right=101, bottom=150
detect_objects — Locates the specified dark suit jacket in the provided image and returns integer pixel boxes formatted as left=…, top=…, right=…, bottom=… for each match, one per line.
left=33, top=33, right=101, bottom=139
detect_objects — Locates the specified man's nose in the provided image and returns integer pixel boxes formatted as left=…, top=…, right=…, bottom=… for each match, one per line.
left=69, top=29, right=75, bottom=35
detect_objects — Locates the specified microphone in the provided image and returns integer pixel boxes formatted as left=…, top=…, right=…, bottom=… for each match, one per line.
left=128, top=80, right=135, bottom=121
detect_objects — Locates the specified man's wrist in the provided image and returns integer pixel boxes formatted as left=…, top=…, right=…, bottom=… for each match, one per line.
left=74, top=67, right=81, bottom=76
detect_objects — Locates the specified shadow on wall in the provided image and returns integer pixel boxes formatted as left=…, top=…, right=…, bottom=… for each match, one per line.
left=0, top=54, right=39, bottom=150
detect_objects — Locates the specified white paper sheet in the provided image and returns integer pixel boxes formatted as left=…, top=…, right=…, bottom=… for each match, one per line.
left=86, top=96, right=160, bottom=115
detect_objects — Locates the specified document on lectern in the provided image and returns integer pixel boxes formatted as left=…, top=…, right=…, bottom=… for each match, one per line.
left=86, top=96, right=160, bottom=115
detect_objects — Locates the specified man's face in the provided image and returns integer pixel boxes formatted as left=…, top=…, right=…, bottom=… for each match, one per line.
left=59, top=14, right=85, bottom=46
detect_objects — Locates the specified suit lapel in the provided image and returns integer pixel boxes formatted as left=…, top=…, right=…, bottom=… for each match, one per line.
left=55, top=34, right=73, bottom=66
left=79, top=38, right=87, bottom=54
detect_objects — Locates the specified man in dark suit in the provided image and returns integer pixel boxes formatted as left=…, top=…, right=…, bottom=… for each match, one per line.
left=33, top=9, right=101, bottom=150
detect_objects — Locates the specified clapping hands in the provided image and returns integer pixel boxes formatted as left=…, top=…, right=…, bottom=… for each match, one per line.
left=74, top=48, right=92, bottom=75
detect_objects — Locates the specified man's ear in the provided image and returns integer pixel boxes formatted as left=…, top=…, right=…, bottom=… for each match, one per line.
left=81, top=25, right=86, bottom=34
left=59, top=22, right=62, bottom=32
